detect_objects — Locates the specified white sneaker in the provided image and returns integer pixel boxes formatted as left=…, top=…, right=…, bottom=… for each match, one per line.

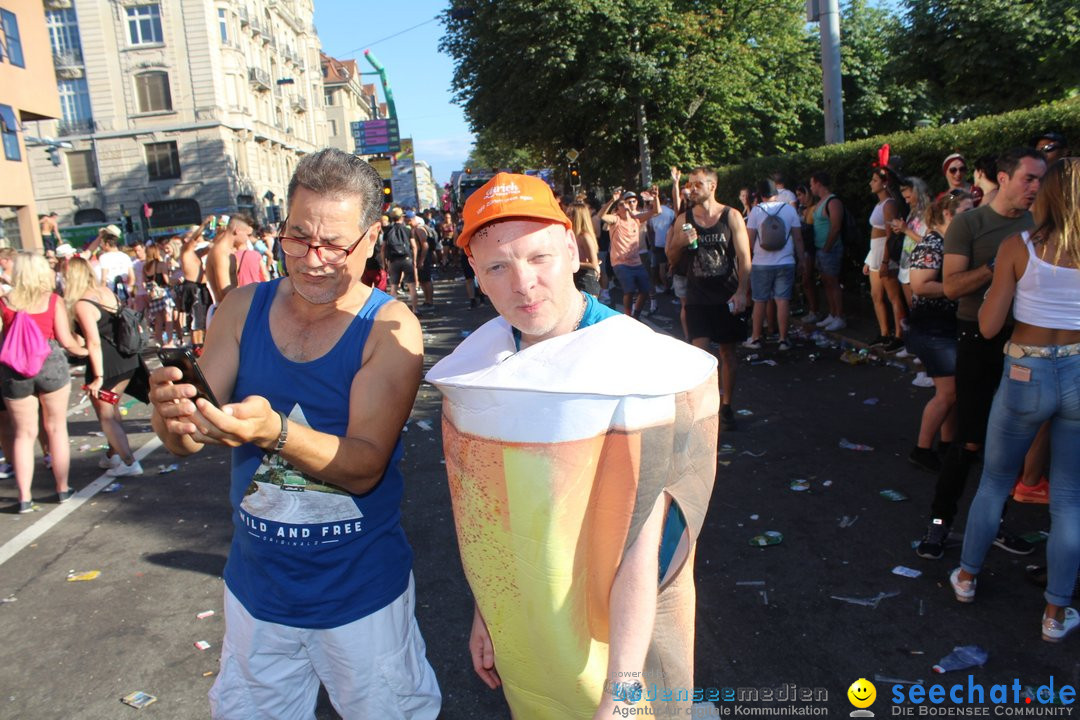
left=895, top=348, right=911, bottom=358
left=599, top=290, right=611, bottom=304
left=649, top=299, right=658, bottom=314
left=911, top=371, right=935, bottom=388
left=816, top=314, right=836, bottom=328
left=824, top=316, right=846, bottom=331
left=803, top=312, right=821, bottom=324
left=107, top=460, right=143, bottom=477
left=98, top=453, right=122, bottom=470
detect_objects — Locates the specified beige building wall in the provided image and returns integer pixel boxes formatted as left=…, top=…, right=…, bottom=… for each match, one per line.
left=27, top=0, right=328, bottom=240
left=320, top=54, right=377, bottom=153
left=0, top=0, right=61, bottom=249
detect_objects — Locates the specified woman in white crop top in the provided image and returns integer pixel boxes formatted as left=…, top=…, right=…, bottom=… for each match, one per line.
left=954, top=158, right=1080, bottom=643
left=863, top=167, right=907, bottom=353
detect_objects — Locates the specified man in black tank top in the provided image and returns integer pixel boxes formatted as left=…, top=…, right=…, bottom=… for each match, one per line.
left=667, top=166, right=752, bottom=430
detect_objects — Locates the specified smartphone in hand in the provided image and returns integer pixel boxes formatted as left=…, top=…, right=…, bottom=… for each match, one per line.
left=157, top=347, right=220, bottom=408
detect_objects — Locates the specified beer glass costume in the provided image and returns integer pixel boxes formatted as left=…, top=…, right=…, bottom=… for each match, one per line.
left=427, top=313, right=718, bottom=718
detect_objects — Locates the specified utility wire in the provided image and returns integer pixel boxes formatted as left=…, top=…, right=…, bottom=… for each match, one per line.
left=338, top=16, right=439, bottom=57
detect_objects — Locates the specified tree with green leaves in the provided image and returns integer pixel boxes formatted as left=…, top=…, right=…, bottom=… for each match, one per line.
left=897, top=0, right=1080, bottom=118
left=839, top=0, right=934, bottom=138
left=441, top=0, right=822, bottom=188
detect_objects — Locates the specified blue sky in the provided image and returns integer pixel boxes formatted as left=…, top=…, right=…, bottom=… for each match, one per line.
left=312, top=1, right=472, bottom=186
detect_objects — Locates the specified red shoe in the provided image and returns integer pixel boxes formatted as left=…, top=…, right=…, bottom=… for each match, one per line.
left=1013, top=477, right=1050, bottom=504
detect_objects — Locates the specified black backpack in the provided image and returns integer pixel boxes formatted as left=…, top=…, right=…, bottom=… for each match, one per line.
left=84, top=300, right=148, bottom=357
left=757, top=204, right=788, bottom=251
left=384, top=224, right=412, bottom=259
left=113, top=306, right=149, bottom=357
left=823, top=195, right=858, bottom=248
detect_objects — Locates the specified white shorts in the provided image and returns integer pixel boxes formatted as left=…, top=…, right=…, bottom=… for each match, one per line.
left=209, top=574, right=441, bottom=720
left=864, top=236, right=898, bottom=272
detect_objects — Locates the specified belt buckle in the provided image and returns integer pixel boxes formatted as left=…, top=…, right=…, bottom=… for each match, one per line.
left=1006, top=343, right=1026, bottom=359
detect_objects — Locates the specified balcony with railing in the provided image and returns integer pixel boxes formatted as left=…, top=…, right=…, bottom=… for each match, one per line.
left=238, top=6, right=249, bottom=25
left=57, top=118, right=96, bottom=136
left=248, top=66, right=271, bottom=91
left=53, top=48, right=83, bottom=67
left=291, top=95, right=308, bottom=113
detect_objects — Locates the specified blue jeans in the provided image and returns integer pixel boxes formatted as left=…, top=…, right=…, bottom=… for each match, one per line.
left=750, top=264, right=795, bottom=302
left=959, top=351, right=1080, bottom=607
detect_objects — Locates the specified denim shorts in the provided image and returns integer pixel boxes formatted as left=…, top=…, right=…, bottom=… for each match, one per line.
left=750, top=264, right=795, bottom=302
left=0, top=341, right=71, bottom=400
left=816, top=242, right=843, bottom=277
left=904, top=326, right=957, bottom=377
left=612, top=264, right=651, bottom=295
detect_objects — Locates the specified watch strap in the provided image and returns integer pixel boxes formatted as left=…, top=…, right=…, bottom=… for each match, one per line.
left=272, top=410, right=288, bottom=453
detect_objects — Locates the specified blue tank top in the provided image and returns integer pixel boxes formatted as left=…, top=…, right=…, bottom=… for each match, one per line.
left=223, top=279, right=412, bottom=628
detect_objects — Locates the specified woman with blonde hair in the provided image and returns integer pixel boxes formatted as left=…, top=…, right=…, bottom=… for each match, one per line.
left=65, top=257, right=143, bottom=477
left=1, top=253, right=88, bottom=513
left=952, top=158, right=1080, bottom=642
left=569, top=202, right=601, bottom=296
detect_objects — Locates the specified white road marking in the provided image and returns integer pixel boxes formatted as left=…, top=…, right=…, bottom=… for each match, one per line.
left=0, top=436, right=164, bottom=568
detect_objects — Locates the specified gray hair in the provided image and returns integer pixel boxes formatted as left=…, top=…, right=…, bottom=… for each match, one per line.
left=286, top=148, right=383, bottom=229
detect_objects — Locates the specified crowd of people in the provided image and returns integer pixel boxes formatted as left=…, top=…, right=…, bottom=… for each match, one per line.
left=4, top=128, right=1077, bottom=717
left=2, top=213, right=279, bottom=512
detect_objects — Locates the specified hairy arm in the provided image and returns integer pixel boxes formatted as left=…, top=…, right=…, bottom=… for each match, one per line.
left=942, top=254, right=992, bottom=301
left=729, top=210, right=752, bottom=312
left=824, top=197, right=842, bottom=252
left=666, top=212, right=688, bottom=268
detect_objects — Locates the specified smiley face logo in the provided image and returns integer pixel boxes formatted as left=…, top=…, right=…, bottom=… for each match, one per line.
left=847, top=678, right=877, bottom=709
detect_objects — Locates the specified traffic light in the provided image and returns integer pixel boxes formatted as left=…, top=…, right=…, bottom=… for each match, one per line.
left=568, top=162, right=581, bottom=187
left=47, top=146, right=61, bottom=166
left=382, top=179, right=393, bottom=205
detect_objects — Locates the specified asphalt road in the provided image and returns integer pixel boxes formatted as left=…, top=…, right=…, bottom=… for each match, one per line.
left=0, top=278, right=1076, bottom=719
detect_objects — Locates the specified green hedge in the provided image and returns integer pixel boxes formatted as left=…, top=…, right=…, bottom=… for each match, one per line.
left=713, top=98, right=1080, bottom=232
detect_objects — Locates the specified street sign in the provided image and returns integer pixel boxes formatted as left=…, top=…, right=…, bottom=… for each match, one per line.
left=368, top=157, right=393, bottom=180
left=566, top=149, right=579, bottom=162
left=352, top=118, right=401, bottom=155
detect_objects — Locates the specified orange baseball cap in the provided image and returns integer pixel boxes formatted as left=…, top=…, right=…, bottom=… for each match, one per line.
left=456, top=172, right=571, bottom=255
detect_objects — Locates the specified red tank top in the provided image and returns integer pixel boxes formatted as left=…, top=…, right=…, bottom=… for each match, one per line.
left=1, top=294, right=59, bottom=341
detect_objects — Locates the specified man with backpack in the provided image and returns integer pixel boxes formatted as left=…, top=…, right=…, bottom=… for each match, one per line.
left=744, top=178, right=804, bottom=351
left=808, top=171, right=848, bottom=331
left=409, top=212, right=437, bottom=312
left=381, top=208, right=419, bottom=314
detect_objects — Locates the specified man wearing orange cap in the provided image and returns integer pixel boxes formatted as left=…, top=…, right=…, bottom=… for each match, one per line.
left=427, top=173, right=719, bottom=719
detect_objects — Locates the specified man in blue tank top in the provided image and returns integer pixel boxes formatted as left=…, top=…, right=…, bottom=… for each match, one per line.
left=148, top=149, right=440, bottom=719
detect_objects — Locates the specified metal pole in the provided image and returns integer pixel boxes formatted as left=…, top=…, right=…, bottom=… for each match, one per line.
left=819, top=0, right=844, bottom=144
left=637, top=100, right=652, bottom=187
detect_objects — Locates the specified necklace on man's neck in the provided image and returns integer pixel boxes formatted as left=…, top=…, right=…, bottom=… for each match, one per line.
left=571, top=291, right=588, bottom=332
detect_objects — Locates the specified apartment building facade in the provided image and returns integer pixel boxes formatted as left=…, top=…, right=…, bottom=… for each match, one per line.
left=320, top=52, right=382, bottom=154
left=26, top=0, right=327, bottom=242
left=1, top=0, right=61, bottom=249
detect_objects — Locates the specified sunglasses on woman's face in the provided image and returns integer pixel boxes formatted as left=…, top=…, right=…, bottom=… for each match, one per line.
left=948, top=166, right=967, bottom=175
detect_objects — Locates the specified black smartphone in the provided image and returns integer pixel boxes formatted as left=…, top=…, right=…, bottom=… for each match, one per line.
left=157, top=347, right=220, bottom=407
